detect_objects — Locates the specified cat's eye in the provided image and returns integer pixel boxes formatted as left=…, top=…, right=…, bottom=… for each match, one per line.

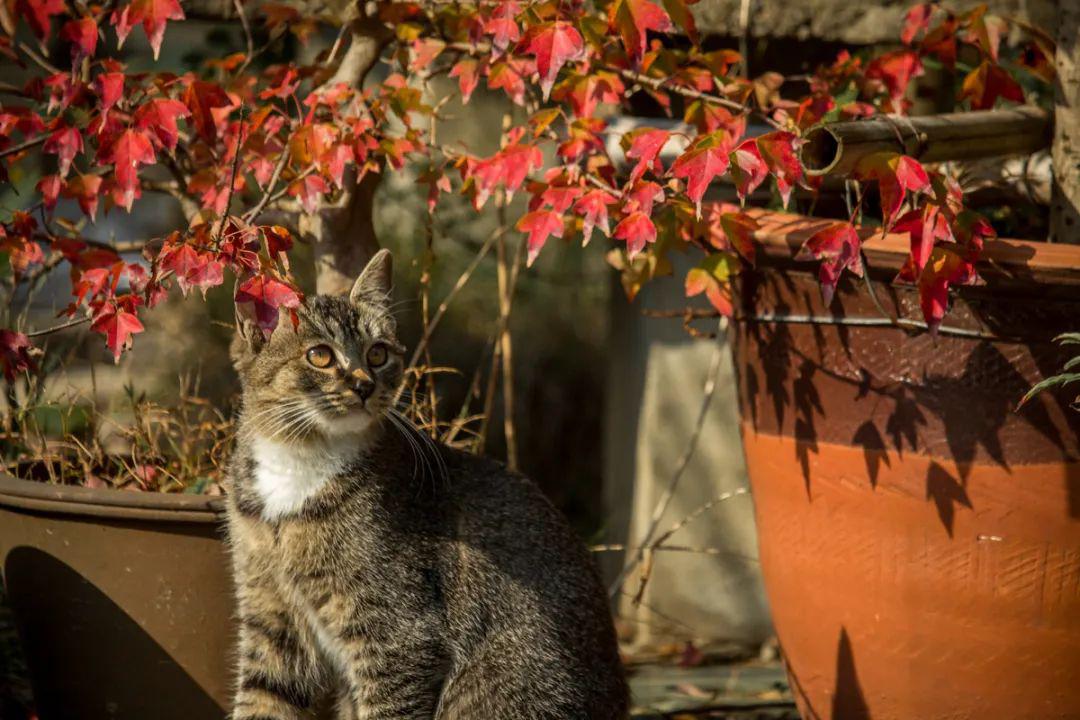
left=366, top=343, right=388, bottom=368
left=306, top=345, right=335, bottom=369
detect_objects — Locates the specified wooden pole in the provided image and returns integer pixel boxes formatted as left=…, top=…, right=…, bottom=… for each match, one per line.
left=1050, top=0, right=1080, bottom=243
left=801, top=108, right=1051, bottom=177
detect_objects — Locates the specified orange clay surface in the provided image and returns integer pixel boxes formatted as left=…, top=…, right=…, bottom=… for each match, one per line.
left=742, top=426, right=1080, bottom=720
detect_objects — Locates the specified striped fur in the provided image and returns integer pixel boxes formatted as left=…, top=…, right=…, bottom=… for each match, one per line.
left=225, top=251, right=628, bottom=719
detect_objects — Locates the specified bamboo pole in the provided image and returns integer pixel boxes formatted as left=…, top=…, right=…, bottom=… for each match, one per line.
left=1050, top=0, right=1080, bottom=243
left=801, top=108, right=1052, bottom=177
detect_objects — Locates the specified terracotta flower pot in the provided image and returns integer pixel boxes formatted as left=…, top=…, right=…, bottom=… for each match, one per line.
left=733, top=211, right=1080, bottom=719
left=0, top=474, right=236, bottom=719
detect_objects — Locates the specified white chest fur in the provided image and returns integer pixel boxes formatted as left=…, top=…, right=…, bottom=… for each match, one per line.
left=251, top=437, right=354, bottom=521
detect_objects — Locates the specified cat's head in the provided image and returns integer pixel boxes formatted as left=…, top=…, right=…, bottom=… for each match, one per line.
left=231, top=249, right=404, bottom=444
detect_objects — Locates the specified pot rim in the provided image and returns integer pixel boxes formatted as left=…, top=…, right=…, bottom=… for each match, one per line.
left=0, top=472, right=225, bottom=524
left=742, top=208, right=1080, bottom=288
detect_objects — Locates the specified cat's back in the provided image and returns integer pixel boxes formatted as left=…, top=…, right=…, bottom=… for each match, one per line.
left=431, top=448, right=628, bottom=718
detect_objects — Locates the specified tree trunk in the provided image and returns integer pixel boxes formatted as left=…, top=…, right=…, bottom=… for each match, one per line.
left=299, top=12, right=392, bottom=295
left=1051, top=0, right=1080, bottom=243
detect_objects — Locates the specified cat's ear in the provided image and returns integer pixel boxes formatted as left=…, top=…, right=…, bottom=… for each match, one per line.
left=231, top=281, right=266, bottom=363
left=349, top=249, right=393, bottom=307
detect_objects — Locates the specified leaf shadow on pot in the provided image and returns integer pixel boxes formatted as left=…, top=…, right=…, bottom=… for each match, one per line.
left=783, top=626, right=870, bottom=720
left=924, top=461, right=973, bottom=537
left=831, top=627, right=871, bottom=720
left=4, top=546, right=223, bottom=720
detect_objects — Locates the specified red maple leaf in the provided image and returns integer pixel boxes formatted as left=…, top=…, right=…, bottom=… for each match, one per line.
left=865, top=50, right=923, bottom=108
left=91, top=302, right=145, bottom=362
left=482, top=0, right=520, bottom=54
left=134, top=98, right=190, bottom=151
left=625, top=180, right=664, bottom=216
left=662, top=0, right=698, bottom=43
left=672, top=133, right=732, bottom=215
left=410, top=38, right=445, bottom=72
left=908, top=246, right=978, bottom=332
left=37, top=174, right=62, bottom=211
left=855, top=152, right=930, bottom=226
left=613, top=211, right=657, bottom=258
left=756, top=131, right=803, bottom=209
left=524, top=21, right=584, bottom=99
left=94, top=72, right=125, bottom=115
left=487, top=59, right=533, bottom=105
left=901, top=3, right=935, bottom=45
left=64, top=173, right=104, bottom=220
left=574, top=189, right=618, bottom=243
left=685, top=255, right=735, bottom=317
left=553, top=71, right=625, bottom=118
left=182, top=80, right=232, bottom=144
left=796, top=221, right=863, bottom=306
left=0, top=330, right=36, bottom=382
left=960, top=60, right=1025, bottom=110
left=61, top=17, right=99, bottom=61
left=893, top=203, right=952, bottom=274
left=536, top=185, right=582, bottom=214
left=99, top=128, right=156, bottom=211
left=719, top=211, right=758, bottom=264
left=114, top=0, right=186, bottom=60
left=44, top=125, right=83, bottom=178
left=516, top=209, right=565, bottom=266
left=609, top=0, right=673, bottom=63
left=729, top=139, right=768, bottom=202
left=18, top=0, right=65, bottom=40
left=624, top=128, right=670, bottom=183
left=235, top=275, right=302, bottom=339
left=159, top=241, right=224, bottom=297
left=289, top=174, right=330, bottom=214
left=449, top=58, right=481, bottom=104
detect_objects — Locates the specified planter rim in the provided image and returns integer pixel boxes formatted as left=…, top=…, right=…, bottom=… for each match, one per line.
left=742, top=209, right=1080, bottom=287
left=0, top=471, right=225, bottom=524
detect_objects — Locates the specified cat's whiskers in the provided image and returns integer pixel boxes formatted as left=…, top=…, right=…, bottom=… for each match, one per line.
left=387, top=407, right=448, bottom=491
left=384, top=411, right=423, bottom=484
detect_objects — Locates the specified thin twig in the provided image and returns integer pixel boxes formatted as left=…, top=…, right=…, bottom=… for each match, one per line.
left=495, top=197, right=520, bottom=470
left=16, top=41, right=60, bottom=75
left=214, top=105, right=248, bottom=242
left=243, top=150, right=292, bottom=223
left=233, top=0, right=255, bottom=74
left=405, top=226, right=500, bottom=370
left=609, top=319, right=728, bottom=599
left=0, top=135, right=46, bottom=160
left=25, top=316, right=90, bottom=338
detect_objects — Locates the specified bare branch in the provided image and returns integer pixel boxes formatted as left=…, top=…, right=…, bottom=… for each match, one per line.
left=609, top=318, right=729, bottom=599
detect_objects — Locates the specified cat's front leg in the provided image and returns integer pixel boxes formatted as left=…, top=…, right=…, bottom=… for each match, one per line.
left=230, top=552, right=323, bottom=720
left=232, top=599, right=323, bottom=720
left=332, top=622, right=448, bottom=719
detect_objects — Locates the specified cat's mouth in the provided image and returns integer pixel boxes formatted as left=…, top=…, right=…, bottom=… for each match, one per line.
left=318, top=397, right=379, bottom=436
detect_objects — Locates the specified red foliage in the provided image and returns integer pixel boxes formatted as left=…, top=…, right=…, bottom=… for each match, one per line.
left=0, top=0, right=1049, bottom=364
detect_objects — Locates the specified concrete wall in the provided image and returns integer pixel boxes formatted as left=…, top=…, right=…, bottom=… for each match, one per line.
left=603, top=256, right=773, bottom=654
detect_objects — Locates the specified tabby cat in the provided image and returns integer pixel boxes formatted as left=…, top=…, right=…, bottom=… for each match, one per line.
left=225, top=249, right=628, bottom=719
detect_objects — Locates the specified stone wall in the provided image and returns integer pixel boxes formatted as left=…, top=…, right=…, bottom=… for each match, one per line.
left=692, top=0, right=1055, bottom=44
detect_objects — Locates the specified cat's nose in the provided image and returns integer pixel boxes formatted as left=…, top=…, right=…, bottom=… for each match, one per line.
left=350, top=369, right=376, bottom=401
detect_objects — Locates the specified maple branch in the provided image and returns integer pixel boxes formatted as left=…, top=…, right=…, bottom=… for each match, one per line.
left=232, top=0, right=255, bottom=74
left=215, top=106, right=248, bottom=241
left=25, top=316, right=90, bottom=338
left=16, top=41, right=60, bottom=76
left=302, top=9, right=395, bottom=295
left=614, top=67, right=780, bottom=129
left=243, top=150, right=291, bottom=223
left=0, top=135, right=46, bottom=160
left=406, top=225, right=500, bottom=370
left=442, top=39, right=778, bottom=130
